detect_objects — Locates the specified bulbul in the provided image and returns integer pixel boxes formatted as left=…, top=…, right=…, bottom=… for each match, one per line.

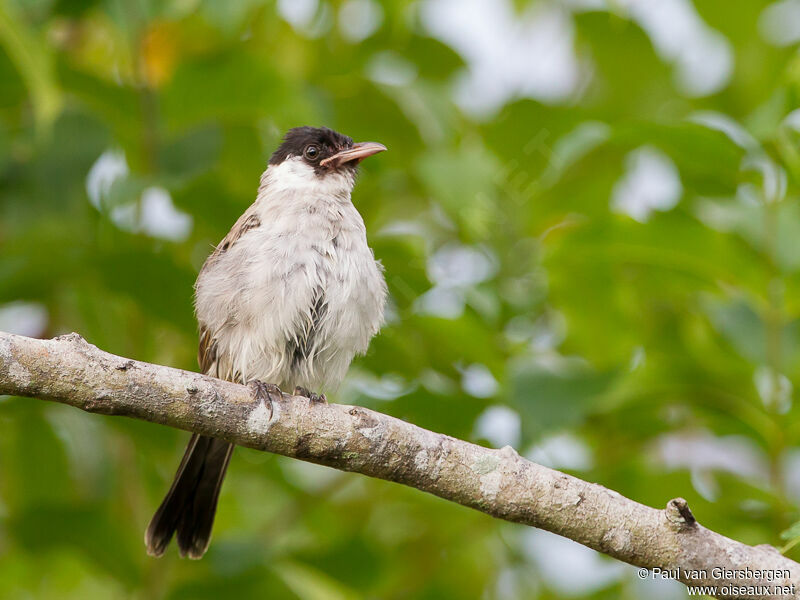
left=145, top=126, right=388, bottom=559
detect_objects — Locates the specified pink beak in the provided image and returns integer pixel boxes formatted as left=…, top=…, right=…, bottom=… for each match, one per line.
left=320, top=141, right=387, bottom=169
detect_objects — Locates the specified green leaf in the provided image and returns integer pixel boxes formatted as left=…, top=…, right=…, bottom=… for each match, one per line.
left=274, top=561, right=360, bottom=600
left=511, top=358, right=617, bottom=441
left=0, top=0, right=62, bottom=134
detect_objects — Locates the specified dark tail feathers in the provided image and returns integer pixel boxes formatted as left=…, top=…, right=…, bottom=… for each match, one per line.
left=145, top=434, right=234, bottom=559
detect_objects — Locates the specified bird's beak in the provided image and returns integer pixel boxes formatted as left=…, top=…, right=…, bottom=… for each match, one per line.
left=320, top=141, right=387, bottom=169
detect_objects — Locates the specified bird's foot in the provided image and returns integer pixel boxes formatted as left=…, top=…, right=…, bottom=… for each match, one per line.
left=293, top=386, right=327, bottom=404
left=249, top=380, right=282, bottom=403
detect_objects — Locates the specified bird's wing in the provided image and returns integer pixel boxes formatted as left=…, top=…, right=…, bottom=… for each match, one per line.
left=199, top=209, right=262, bottom=275
left=198, top=325, right=217, bottom=376
left=196, top=206, right=264, bottom=377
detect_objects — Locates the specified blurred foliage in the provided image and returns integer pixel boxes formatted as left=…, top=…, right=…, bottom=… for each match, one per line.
left=2, top=0, right=800, bottom=598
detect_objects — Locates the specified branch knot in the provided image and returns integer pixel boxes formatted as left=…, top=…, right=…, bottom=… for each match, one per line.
left=666, top=497, right=696, bottom=529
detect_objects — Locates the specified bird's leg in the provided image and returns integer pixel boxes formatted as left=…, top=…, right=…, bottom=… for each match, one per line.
left=293, top=386, right=327, bottom=404
left=249, top=380, right=282, bottom=408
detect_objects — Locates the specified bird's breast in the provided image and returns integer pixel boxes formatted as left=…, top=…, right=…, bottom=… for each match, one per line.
left=274, top=201, right=386, bottom=388
left=197, top=194, right=385, bottom=389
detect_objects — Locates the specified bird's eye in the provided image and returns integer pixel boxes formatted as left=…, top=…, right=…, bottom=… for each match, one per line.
left=304, top=145, right=319, bottom=160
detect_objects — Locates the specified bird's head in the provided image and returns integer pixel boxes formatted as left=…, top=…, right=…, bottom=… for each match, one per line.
left=265, top=126, right=386, bottom=195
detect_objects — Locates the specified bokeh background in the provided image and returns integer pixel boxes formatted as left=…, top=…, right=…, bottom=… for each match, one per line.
left=2, top=0, right=800, bottom=598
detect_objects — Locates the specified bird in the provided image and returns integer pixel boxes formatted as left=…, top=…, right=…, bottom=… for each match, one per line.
left=144, top=126, right=388, bottom=559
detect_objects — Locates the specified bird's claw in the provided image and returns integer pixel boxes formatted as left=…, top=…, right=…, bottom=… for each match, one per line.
left=293, top=386, right=327, bottom=404
left=249, top=380, right=282, bottom=403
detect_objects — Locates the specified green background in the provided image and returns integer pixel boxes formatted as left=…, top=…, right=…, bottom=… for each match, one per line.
left=2, top=0, right=800, bottom=598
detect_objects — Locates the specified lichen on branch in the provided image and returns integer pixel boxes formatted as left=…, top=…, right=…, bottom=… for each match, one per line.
left=0, top=331, right=797, bottom=600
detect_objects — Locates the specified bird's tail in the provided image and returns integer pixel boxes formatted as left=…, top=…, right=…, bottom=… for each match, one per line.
left=145, top=434, right=234, bottom=559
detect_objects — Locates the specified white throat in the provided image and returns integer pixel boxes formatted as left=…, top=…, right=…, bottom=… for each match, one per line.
left=257, top=157, right=356, bottom=203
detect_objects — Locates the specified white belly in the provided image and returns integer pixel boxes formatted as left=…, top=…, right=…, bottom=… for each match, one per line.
left=194, top=190, right=386, bottom=391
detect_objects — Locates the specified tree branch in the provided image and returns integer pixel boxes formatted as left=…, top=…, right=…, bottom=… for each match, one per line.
left=0, top=330, right=797, bottom=599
